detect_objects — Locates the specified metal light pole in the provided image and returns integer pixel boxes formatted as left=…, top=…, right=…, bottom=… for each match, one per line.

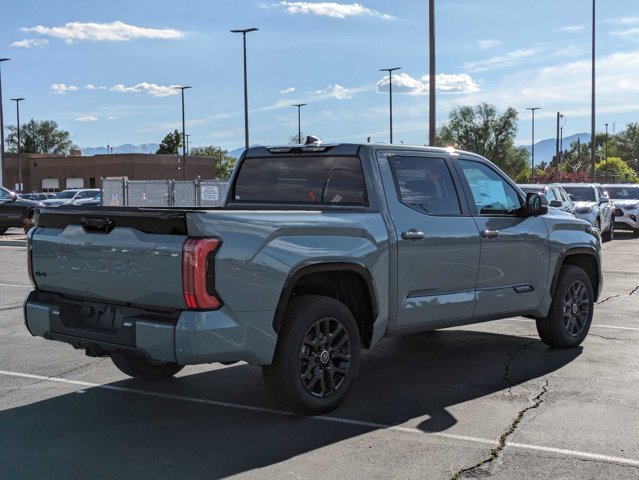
left=231, top=28, right=258, bottom=151
left=0, top=58, right=9, bottom=188
left=560, top=115, right=566, bottom=180
left=605, top=123, right=609, bottom=183
left=428, top=0, right=436, bottom=146
left=555, top=112, right=561, bottom=182
left=185, top=134, right=190, bottom=155
left=590, top=0, right=596, bottom=181
left=526, top=107, right=540, bottom=183
left=379, top=67, right=401, bottom=144
left=292, top=103, right=306, bottom=144
left=176, top=86, right=191, bottom=181
left=11, top=97, right=25, bottom=192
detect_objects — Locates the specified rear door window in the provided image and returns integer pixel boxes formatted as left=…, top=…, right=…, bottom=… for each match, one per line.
left=388, top=156, right=462, bottom=215
left=234, top=156, right=367, bottom=205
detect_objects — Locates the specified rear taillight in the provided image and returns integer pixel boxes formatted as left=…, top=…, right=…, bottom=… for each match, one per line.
left=182, top=238, right=222, bottom=310
left=27, top=231, right=35, bottom=287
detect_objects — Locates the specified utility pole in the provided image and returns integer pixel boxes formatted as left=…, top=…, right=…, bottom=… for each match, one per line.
left=605, top=123, right=609, bottom=183
left=555, top=112, right=561, bottom=183
left=176, top=86, right=192, bottom=181
left=292, top=103, right=306, bottom=144
left=0, top=58, right=9, bottom=188
left=590, top=0, right=596, bottom=181
left=428, top=0, right=436, bottom=145
left=11, top=98, right=25, bottom=191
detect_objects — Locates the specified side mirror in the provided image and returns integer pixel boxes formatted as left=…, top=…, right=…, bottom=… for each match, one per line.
left=549, top=199, right=563, bottom=207
left=526, top=192, right=548, bottom=216
left=599, top=196, right=609, bottom=205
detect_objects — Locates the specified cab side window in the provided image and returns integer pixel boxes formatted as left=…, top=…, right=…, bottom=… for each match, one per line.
left=458, top=160, right=521, bottom=215
left=389, top=156, right=462, bottom=215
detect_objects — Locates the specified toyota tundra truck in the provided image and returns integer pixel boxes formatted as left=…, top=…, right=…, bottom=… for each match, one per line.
left=24, top=143, right=603, bottom=414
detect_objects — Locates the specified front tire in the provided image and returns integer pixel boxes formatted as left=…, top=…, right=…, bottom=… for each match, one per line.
left=263, top=295, right=361, bottom=414
left=111, top=352, right=184, bottom=380
left=536, top=265, right=594, bottom=348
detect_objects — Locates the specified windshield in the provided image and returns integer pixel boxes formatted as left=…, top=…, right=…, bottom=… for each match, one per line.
left=56, top=190, right=78, bottom=199
left=605, top=187, right=639, bottom=200
left=563, top=186, right=595, bottom=202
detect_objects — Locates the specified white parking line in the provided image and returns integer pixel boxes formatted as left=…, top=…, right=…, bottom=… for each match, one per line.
left=506, top=318, right=639, bottom=332
left=0, top=283, right=31, bottom=288
left=0, top=369, right=638, bottom=468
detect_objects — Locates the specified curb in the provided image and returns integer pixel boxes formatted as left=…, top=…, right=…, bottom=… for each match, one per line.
left=0, top=240, right=27, bottom=247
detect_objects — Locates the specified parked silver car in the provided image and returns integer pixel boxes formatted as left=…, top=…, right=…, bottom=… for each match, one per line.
left=560, top=183, right=615, bottom=241
left=518, top=184, right=575, bottom=215
left=602, top=184, right=639, bottom=236
left=41, top=189, right=100, bottom=207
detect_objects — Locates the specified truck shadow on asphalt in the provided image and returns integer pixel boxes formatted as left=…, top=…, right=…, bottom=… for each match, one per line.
left=0, top=329, right=580, bottom=479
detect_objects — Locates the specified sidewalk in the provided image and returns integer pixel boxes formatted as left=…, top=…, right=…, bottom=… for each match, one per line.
left=0, top=229, right=27, bottom=247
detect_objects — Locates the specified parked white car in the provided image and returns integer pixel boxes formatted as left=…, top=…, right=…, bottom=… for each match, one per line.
left=560, top=183, right=615, bottom=241
left=602, top=184, right=639, bottom=236
left=41, top=189, right=100, bottom=207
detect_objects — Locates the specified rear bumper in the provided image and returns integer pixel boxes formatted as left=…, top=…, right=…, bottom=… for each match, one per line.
left=24, top=290, right=278, bottom=366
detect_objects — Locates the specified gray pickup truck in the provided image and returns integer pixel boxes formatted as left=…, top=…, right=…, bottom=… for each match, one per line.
left=24, top=143, right=602, bottom=414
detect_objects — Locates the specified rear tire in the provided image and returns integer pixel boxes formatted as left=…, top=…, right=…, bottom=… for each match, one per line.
left=536, top=265, right=594, bottom=348
left=111, top=353, right=184, bottom=380
left=263, top=295, right=361, bottom=414
left=602, top=217, right=614, bottom=242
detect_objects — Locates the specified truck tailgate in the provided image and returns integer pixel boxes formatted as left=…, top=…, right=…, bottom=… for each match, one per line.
left=30, top=208, right=189, bottom=309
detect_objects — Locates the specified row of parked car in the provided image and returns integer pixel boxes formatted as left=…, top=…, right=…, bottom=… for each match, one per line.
left=518, top=183, right=639, bottom=240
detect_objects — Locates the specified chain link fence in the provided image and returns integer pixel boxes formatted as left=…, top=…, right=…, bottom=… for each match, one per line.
left=100, top=178, right=229, bottom=207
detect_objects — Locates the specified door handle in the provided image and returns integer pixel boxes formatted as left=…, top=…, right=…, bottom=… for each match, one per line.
left=481, top=229, right=499, bottom=239
left=401, top=229, right=425, bottom=240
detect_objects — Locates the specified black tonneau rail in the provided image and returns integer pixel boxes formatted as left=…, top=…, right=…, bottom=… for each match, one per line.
left=35, top=206, right=190, bottom=235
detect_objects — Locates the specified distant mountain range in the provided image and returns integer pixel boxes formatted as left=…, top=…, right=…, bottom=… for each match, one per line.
left=522, top=133, right=591, bottom=165
left=81, top=144, right=160, bottom=156
left=81, top=134, right=592, bottom=163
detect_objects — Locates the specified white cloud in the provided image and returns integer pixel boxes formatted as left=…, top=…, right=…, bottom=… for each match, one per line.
left=84, top=84, right=96, bottom=90
left=603, top=16, right=639, bottom=26
left=281, top=87, right=296, bottom=94
left=21, top=21, right=184, bottom=43
left=98, top=86, right=108, bottom=90
left=110, top=82, right=181, bottom=97
left=279, top=2, right=393, bottom=20
left=478, top=39, right=500, bottom=50
left=611, top=28, right=639, bottom=38
left=10, top=38, right=48, bottom=48
left=107, top=116, right=118, bottom=120
left=51, top=83, right=79, bottom=94
left=463, top=48, right=541, bottom=72
left=557, top=25, right=585, bottom=33
left=376, top=73, right=480, bottom=95
left=313, top=84, right=352, bottom=99
left=75, top=115, right=98, bottom=122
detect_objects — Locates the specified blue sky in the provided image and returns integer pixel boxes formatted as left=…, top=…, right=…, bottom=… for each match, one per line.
left=1, top=0, right=638, bottom=152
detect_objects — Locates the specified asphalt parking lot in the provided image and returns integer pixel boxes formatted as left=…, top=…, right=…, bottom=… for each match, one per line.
left=1, top=228, right=638, bottom=479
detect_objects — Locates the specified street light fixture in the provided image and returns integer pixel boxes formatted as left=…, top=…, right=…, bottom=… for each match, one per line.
left=379, top=67, right=401, bottom=144
left=11, top=97, right=25, bottom=192
left=292, top=103, right=306, bottom=144
left=0, top=58, right=10, bottom=188
left=175, top=86, right=191, bottom=181
left=231, top=27, right=258, bottom=151
left=526, top=107, right=540, bottom=183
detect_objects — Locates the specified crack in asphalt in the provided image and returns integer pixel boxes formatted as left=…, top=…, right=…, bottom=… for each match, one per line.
left=450, top=379, right=549, bottom=480
left=596, top=284, right=639, bottom=304
left=502, top=340, right=538, bottom=396
left=588, top=333, right=632, bottom=342
left=596, top=294, right=622, bottom=305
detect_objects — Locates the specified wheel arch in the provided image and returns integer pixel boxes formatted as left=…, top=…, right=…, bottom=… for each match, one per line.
left=551, top=248, right=601, bottom=302
left=273, top=262, right=378, bottom=348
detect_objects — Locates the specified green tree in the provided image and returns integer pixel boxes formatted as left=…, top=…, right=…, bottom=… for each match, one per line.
left=289, top=132, right=306, bottom=144
left=611, top=123, right=639, bottom=168
left=595, top=157, right=639, bottom=183
left=190, top=145, right=238, bottom=179
left=435, top=103, right=529, bottom=180
left=6, top=119, right=75, bottom=154
left=156, top=129, right=182, bottom=155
